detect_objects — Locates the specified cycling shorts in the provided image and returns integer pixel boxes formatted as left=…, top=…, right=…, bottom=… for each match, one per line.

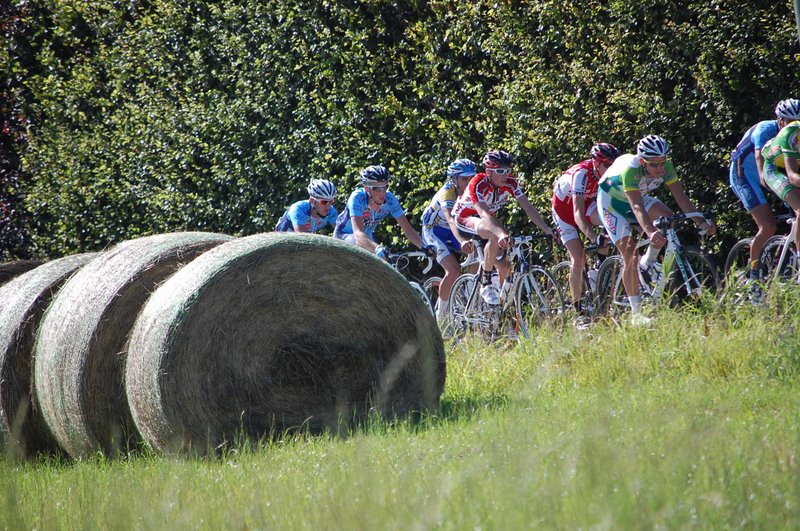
left=597, top=189, right=664, bottom=244
left=551, top=202, right=598, bottom=245
left=764, top=164, right=797, bottom=201
left=422, top=225, right=461, bottom=263
left=729, top=153, right=767, bottom=210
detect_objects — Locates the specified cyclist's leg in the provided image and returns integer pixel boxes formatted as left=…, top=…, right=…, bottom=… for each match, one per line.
left=732, top=156, right=776, bottom=275
left=764, top=165, right=800, bottom=262
left=553, top=208, right=586, bottom=309
left=423, top=226, right=460, bottom=319
left=456, top=215, right=501, bottom=303
left=598, top=189, right=642, bottom=315
left=640, top=196, right=670, bottom=267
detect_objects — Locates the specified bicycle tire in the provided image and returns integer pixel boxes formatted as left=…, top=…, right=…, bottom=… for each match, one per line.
left=552, top=259, right=595, bottom=316
left=513, top=266, right=565, bottom=333
left=409, top=281, right=435, bottom=315
left=447, top=273, right=478, bottom=338
left=761, top=235, right=797, bottom=284
left=422, top=276, right=441, bottom=310
left=663, top=247, right=719, bottom=306
left=723, top=238, right=752, bottom=287
left=595, top=255, right=626, bottom=317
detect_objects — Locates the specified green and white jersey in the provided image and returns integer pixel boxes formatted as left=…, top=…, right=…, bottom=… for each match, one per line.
left=762, top=120, right=800, bottom=170
left=598, top=153, right=679, bottom=218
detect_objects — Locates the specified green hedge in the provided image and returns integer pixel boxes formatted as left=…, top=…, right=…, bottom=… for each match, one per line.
left=3, top=0, right=799, bottom=258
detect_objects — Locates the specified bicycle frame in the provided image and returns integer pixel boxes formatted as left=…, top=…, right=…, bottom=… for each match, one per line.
left=765, top=218, right=798, bottom=284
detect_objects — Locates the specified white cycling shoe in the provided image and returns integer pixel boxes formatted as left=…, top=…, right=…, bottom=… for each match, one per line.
left=480, top=284, right=501, bottom=305
left=629, top=313, right=654, bottom=327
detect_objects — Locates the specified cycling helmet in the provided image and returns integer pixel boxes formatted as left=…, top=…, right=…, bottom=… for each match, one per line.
left=482, top=149, right=514, bottom=168
left=775, top=99, right=800, bottom=121
left=307, top=178, right=336, bottom=201
left=446, top=158, right=477, bottom=178
left=636, top=135, right=670, bottom=159
left=360, top=164, right=390, bottom=186
left=590, top=143, right=620, bottom=164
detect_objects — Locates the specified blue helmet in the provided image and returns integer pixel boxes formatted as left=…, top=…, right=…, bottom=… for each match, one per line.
left=360, top=165, right=390, bottom=186
left=446, top=158, right=477, bottom=179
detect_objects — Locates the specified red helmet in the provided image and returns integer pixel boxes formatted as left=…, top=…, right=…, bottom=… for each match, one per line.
left=590, top=143, right=619, bottom=164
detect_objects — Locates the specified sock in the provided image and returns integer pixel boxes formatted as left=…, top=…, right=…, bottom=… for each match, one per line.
left=640, top=245, right=660, bottom=269
left=630, top=294, right=643, bottom=314
left=749, top=267, right=760, bottom=281
left=482, top=269, right=493, bottom=285
left=436, top=299, right=448, bottom=320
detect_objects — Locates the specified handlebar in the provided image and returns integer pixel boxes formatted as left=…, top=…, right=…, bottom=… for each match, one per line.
left=653, top=211, right=714, bottom=231
left=387, top=251, right=434, bottom=275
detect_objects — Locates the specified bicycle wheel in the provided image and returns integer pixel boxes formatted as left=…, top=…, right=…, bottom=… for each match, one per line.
left=663, top=247, right=719, bottom=306
left=447, top=273, right=478, bottom=337
left=513, top=266, right=565, bottom=333
left=422, top=276, right=441, bottom=310
left=552, top=259, right=595, bottom=316
left=409, top=281, right=434, bottom=315
left=595, top=255, right=627, bottom=317
left=761, top=235, right=797, bottom=284
left=723, top=238, right=752, bottom=288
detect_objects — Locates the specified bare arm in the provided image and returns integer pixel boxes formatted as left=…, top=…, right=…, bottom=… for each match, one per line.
left=351, top=216, right=378, bottom=253
left=396, top=214, right=425, bottom=249
left=755, top=149, right=767, bottom=188
left=667, top=181, right=716, bottom=235
left=572, top=194, right=596, bottom=242
left=443, top=207, right=473, bottom=253
left=517, top=194, right=554, bottom=236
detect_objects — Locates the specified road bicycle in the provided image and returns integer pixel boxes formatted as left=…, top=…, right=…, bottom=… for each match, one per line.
left=596, top=212, right=719, bottom=318
left=386, top=251, right=436, bottom=315
left=552, top=238, right=615, bottom=322
left=723, top=210, right=794, bottom=288
left=759, top=215, right=800, bottom=285
left=447, top=234, right=565, bottom=341
left=420, top=252, right=480, bottom=315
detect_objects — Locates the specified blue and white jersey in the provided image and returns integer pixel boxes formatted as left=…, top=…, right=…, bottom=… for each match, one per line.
left=275, top=200, right=338, bottom=233
left=421, top=180, right=459, bottom=231
left=731, top=120, right=780, bottom=164
left=333, top=188, right=405, bottom=239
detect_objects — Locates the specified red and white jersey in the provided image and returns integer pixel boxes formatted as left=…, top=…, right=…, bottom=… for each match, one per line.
left=551, top=159, right=599, bottom=221
left=452, top=173, right=524, bottom=220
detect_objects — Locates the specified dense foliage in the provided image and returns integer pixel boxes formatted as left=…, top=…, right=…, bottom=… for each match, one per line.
left=2, top=0, right=798, bottom=258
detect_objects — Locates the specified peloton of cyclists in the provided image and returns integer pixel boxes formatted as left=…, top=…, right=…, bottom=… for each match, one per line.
left=552, top=143, right=619, bottom=328
left=452, top=149, right=555, bottom=306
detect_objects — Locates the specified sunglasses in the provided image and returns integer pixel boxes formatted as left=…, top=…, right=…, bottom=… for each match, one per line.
left=641, top=158, right=669, bottom=168
left=368, top=185, right=388, bottom=192
left=314, top=198, right=334, bottom=205
left=489, top=167, right=513, bottom=175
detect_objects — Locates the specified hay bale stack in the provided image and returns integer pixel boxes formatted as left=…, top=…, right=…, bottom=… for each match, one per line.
left=0, top=254, right=95, bottom=458
left=0, top=260, right=43, bottom=287
left=126, top=232, right=445, bottom=455
left=34, top=232, right=233, bottom=459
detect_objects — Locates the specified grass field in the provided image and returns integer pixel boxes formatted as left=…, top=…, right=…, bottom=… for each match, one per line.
left=2, top=290, right=800, bottom=529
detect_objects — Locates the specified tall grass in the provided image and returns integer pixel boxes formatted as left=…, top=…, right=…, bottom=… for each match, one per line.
left=2, top=294, right=799, bottom=529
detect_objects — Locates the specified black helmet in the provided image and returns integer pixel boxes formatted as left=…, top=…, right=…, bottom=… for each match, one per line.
left=360, top=165, right=390, bottom=186
left=482, top=149, right=514, bottom=168
left=590, top=143, right=620, bottom=164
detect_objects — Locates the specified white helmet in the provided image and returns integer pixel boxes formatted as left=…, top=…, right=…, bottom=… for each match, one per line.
left=636, top=134, right=670, bottom=159
left=307, top=179, right=336, bottom=201
left=775, top=99, right=800, bottom=121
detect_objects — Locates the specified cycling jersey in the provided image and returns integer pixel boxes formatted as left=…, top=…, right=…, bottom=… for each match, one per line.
left=762, top=121, right=800, bottom=200
left=452, top=173, right=523, bottom=222
left=333, top=187, right=405, bottom=240
left=598, top=153, right=678, bottom=221
left=729, top=120, right=779, bottom=209
left=421, top=180, right=459, bottom=230
left=551, top=159, right=598, bottom=224
left=275, top=200, right=338, bottom=233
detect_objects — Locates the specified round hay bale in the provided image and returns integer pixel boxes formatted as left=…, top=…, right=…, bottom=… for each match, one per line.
left=126, top=232, right=445, bottom=455
left=34, top=232, right=233, bottom=459
left=0, top=253, right=95, bottom=459
left=0, top=260, right=43, bottom=287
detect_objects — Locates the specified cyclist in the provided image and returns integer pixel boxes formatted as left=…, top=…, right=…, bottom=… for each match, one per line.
left=334, top=164, right=432, bottom=260
left=552, top=143, right=619, bottom=326
left=729, top=98, right=800, bottom=294
left=761, top=117, right=800, bottom=259
left=421, top=158, right=477, bottom=321
left=452, top=149, right=555, bottom=305
left=597, top=135, right=716, bottom=325
left=275, top=179, right=338, bottom=233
